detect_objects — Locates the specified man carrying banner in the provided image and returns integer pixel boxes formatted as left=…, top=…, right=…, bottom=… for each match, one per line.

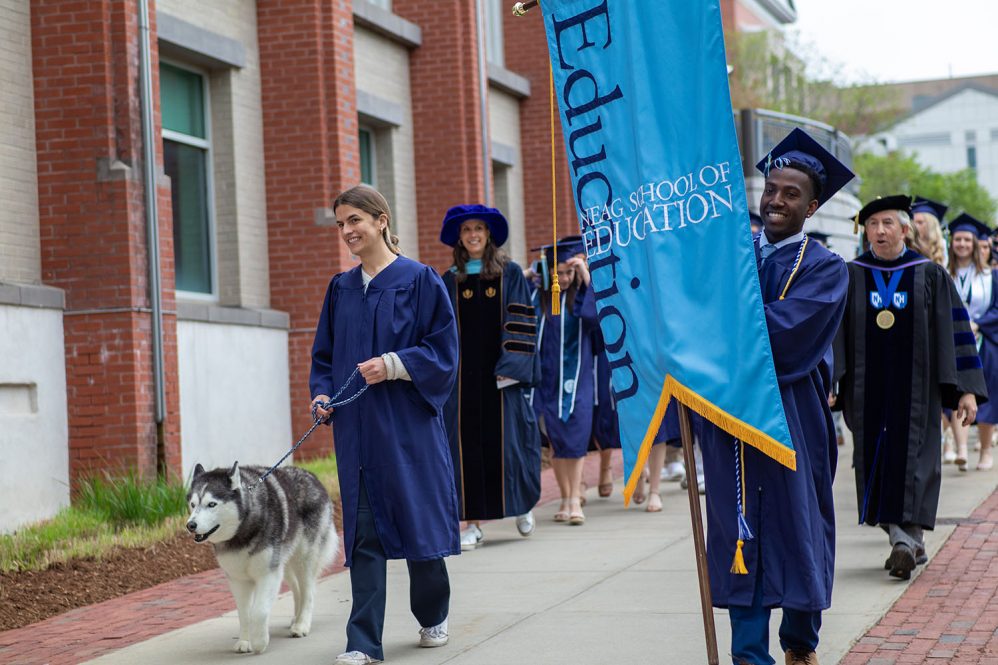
left=833, top=196, right=988, bottom=581
left=701, top=129, right=853, bottom=665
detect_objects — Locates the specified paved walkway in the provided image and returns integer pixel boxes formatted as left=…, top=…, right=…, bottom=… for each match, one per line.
left=1, top=452, right=996, bottom=665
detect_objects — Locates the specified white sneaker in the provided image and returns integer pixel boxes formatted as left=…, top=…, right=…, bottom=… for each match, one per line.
left=516, top=511, right=535, bottom=537
left=459, top=524, right=483, bottom=551
left=660, top=461, right=686, bottom=482
left=418, top=618, right=449, bottom=647
left=333, top=651, right=382, bottom=665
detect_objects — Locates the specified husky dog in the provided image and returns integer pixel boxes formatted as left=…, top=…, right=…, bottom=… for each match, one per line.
left=186, top=462, right=339, bottom=654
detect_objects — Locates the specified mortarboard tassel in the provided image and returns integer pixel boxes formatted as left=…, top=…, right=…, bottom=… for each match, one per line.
left=730, top=440, right=753, bottom=575
left=853, top=213, right=860, bottom=235
left=551, top=273, right=562, bottom=316
left=548, top=57, right=561, bottom=317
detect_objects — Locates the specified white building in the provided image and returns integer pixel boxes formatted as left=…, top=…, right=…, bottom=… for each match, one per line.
left=869, top=85, right=998, bottom=219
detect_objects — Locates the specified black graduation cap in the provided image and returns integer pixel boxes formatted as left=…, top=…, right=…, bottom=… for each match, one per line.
left=808, top=231, right=830, bottom=245
left=911, top=196, right=948, bottom=222
left=533, top=236, right=585, bottom=265
left=755, top=128, right=856, bottom=209
left=947, top=213, right=992, bottom=240
left=855, top=194, right=913, bottom=226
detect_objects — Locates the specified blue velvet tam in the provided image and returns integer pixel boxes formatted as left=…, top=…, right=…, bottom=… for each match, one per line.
left=911, top=195, right=948, bottom=222
left=947, top=213, right=992, bottom=240
left=856, top=194, right=913, bottom=226
left=439, top=204, right=509, bottom=247
left=755, top=127, right=855, bottom=209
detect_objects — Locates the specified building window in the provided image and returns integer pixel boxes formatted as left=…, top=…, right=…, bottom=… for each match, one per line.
left=968, top=146, right=978, bottom=170
left=161, top=62, right=214, bottom=295
left=359, top=126, right=376, bottom=186
left=485, top=0, right=504, bottom=66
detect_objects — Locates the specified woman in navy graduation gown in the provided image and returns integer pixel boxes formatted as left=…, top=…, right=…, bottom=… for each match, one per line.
left=949, top=213, right=998, bottom=470
left=439, top=204, right=541, bottom=551
left=310, top=185, right=459, bottom=665
left=530, top=238, right=597, bottom=525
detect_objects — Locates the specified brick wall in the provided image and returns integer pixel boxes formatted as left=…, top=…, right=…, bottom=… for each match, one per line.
left=393, top=0, right=487, bottom=272
left=503, top=6, right=578, bottom=256
left=31, top=0, right=181, bottom=484
left=257, top=0, right=358, bottom=457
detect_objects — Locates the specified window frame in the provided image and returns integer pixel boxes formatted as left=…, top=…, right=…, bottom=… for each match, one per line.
left=160, top=58, right=218, bottom=301
left=484, top=0, right=505, bottom=67
left=359, top=124, right=377, bottom=187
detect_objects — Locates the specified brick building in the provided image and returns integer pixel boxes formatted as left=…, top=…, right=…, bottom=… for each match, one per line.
left=2, top=0, right=850, bottom=532
left=0, top=0, right=581, bottom=532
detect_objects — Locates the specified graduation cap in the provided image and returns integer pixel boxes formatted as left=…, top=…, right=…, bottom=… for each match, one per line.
left=911, top=196, right=948, bottom=222
left=947, top=213, right=992, bottom=240
left=854, top=195, right=913, bottom=228
left=808, top=231, right=830, bottom=246
left=535, top=236, right=585, bottom=265
left=439, top=204, right=509, bottom=247
left=755, top=128, right=856, bottom=210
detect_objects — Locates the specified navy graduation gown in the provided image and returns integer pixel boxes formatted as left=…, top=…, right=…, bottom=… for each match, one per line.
left=701, top=238, right=846, bottom=612
left=835, top=251, right=989, bottom=528
left=442, top=261, right=542, bottom=520
left=591, top=328, right=622, bottom=450
left=310, top=256, right=460, bottom=566
left=531, top=285, right=598, bottom=459
left=973, top=271, right=998, bottom=424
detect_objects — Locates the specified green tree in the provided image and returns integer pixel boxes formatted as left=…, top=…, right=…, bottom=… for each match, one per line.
left=854, top=151, right=998, bottom=223
left=726, top=31, right=905, bottom=136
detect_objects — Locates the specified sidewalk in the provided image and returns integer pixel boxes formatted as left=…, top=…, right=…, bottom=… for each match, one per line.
left=1, top=453, right=996, bottom=665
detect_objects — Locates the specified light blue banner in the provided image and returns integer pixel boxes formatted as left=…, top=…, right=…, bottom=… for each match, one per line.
left=540, top=0, right=795, bottom=497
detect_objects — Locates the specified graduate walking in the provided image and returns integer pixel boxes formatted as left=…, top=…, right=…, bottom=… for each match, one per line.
left=834, top=196, right=988, bottom=582
left=700, top=129, right=853, bottom=665
left=530, top=237, right=597, bottom=526
left=945, top=213, right=995, bottom=470
left=439, top=204, right=542, bottom=550
left=310, top=185, right=460, bottom=665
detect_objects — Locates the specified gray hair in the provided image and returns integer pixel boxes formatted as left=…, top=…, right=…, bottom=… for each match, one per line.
left=897, top=210, right=911, bottom=226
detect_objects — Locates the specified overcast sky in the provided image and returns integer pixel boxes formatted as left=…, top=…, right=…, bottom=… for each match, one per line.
left=789, top=0, right=998, bottom=84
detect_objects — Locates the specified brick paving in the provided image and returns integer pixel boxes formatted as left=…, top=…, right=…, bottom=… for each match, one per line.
left=0, top=452, right=619, bottom=665
left=841, top=488, right=998, bottom=665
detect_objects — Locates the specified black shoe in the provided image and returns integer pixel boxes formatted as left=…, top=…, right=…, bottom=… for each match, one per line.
left=915, top=546, right=927, bottom=565
left=887, top=543, right=916, bottom=580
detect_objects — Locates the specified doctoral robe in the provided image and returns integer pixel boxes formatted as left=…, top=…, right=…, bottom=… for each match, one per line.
left=701, top=238, right=846, bottom=612
left=531, top=285, right=598, bottom=459
left=442, top=261, right=542, bottom=520
left=835, top=250, right=988, bottom=529
left=310, top=257, right=460, bottom=566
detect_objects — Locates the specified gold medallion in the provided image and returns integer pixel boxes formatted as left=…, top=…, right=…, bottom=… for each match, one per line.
left=876, top=310, right=895, bottom=330
left=485, top=287, right=497, bottom=298
left=462, top=289, right=473, bottom=300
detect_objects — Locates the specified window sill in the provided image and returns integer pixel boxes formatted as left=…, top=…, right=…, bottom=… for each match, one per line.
left=488, top=63, right=531, bottom=99
left=177, top=302, right=290, bottom=330
left=353, top=1, right=422, bottom=49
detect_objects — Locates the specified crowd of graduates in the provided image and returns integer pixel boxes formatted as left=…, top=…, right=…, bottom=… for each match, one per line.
left=307, top=127, right=995, bottom=665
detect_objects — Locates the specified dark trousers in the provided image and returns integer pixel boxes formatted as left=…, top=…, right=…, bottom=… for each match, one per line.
left=728, top=573, right=821, bottom=665
left=346, top=476, right=450, bottom=661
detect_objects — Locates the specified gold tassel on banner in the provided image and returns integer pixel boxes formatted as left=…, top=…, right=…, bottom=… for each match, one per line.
left=548, top=55, right=561, bottom=316
left=730, top=539, right=749, bottom=575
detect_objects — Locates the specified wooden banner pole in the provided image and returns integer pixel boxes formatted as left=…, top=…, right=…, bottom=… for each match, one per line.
left=678, top=403, right=720, bottom=665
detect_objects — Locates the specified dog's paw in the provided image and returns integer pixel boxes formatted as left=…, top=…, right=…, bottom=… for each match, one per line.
left=250, top=633, right=270, bottom=654
left=233, top=639, right=253, bottom=654
left=290, top=620, right=311, bottom=638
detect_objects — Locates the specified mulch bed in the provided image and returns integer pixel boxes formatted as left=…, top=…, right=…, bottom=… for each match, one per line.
left=0, top=531, right=218, bottom=632
left=0, top=499, right=345, bottom=634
